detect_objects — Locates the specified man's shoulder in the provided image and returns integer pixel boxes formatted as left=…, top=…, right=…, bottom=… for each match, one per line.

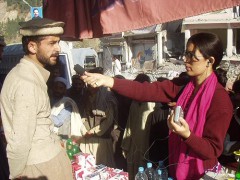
left=10, top=58, right=34, bottom=72
left=8, top=61, right=36, bottom=80
left=3, top=60, right=40, bottom=91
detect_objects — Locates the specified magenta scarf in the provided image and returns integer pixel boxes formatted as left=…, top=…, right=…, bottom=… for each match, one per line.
left=169, top=72, right=217, bottom=180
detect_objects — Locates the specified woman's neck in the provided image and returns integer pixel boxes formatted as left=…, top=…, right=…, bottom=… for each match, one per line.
left=194, top=70, right=213, bottom=87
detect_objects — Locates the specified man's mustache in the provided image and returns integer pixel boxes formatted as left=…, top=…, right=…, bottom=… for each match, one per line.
left=51, top=53, right=59, bottom=57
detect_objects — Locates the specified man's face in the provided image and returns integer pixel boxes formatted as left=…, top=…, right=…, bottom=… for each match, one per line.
left=34, top=9, right=39, bottom=17
left=52, top=68, right=61, bottom=78
left=72, top=78, right=85, bottom=91
left=36, top=36, right=61, bottom=66
left=53, top=81, right=66, bottom=98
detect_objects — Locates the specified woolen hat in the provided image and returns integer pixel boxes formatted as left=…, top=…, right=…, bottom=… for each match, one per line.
left=19, top=18, right=65, bottom=36
left=54, top=77, right=68, bottom=87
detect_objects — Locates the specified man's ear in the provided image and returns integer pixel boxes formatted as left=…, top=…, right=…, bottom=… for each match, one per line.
left=28, top=41, right=37, bottom=54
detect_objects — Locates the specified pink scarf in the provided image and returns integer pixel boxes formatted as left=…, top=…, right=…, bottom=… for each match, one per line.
left=169, top=72, right=217, bottom=180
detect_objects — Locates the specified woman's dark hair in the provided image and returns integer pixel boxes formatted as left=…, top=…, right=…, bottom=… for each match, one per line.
left=187, top=32, right=223, bottom=70
left=215, top=68, right=228, bottom=87
left=134, top=73, right=151, bottom=83
left=22, top=35, right=45, bottom=54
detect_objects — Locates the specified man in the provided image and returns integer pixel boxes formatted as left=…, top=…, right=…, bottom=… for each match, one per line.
left=50, top=77, right=86, bottom=141
left=79, top=85, right=118, bottom=168
left=0, top=18, right=73, bottom=180
left=112, top=55, right=122, bottom=75
left=79, top=68, right=118, bottom=168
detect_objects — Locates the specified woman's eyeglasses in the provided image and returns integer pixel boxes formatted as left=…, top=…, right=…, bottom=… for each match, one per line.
left=183, top=51, right=204, bottom=62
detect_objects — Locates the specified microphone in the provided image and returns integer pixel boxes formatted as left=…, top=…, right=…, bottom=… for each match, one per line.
left=74, top=64, right=85, bottom=75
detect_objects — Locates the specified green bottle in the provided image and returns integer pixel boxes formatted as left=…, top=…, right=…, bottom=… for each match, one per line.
left=67, top=149, right=74, bottom=160
left=72, top=144, right=80, bottom=155
left=66, top=138, right=73, bottom=150
left=235, top=157, right=240, bottom=180
left=234, top=150, right=240, bottom=180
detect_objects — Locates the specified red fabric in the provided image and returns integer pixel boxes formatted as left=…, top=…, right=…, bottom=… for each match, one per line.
left=43, top=0, right=103, bottom=40
left=169, top=73, right=217, bottom=180
left=100, top=0, right=240, bottom=34
left=43, top=0, right=240, bottom=39
left=112, top=78, right=233, bottom=177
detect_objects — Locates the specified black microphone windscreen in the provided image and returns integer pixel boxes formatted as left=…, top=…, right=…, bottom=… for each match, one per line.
left=74, top=64, right=85, bottom=75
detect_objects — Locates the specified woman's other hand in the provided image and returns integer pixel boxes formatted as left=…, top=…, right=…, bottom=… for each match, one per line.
left=167, top=110, right=191, bottom=140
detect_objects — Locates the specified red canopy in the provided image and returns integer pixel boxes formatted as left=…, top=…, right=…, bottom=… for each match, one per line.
left=43, top=0, right=240, bottom=40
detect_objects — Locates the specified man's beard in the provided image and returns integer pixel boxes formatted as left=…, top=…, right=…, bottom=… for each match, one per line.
left=37, top=52, right=59, bottom=66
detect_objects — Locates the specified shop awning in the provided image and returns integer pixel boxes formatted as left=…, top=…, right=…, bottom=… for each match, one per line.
left=43, top=0, right=240, bottom=40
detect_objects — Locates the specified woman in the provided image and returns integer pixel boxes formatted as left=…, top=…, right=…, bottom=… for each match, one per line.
left=81, top=33, right=233, bottom=179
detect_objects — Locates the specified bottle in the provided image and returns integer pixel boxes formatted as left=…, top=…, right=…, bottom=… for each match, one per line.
left=235, top=160, right=240, bottom=180
left=155, top=169, right=163, bottom=180
left=67, top=148, right=74, bottom=160
left=145, top=162, right=155, bottom=180
left=66, top=138, right=73, bottom=150
left=72, top=139, right=80, bottom=155
left=72, top=144, right=80, bottom=154
left=156, top=161, right=168, bottom=180
left=135, top=167, right=148, bottom=180
left=66, top=138, right=75, bottom=160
